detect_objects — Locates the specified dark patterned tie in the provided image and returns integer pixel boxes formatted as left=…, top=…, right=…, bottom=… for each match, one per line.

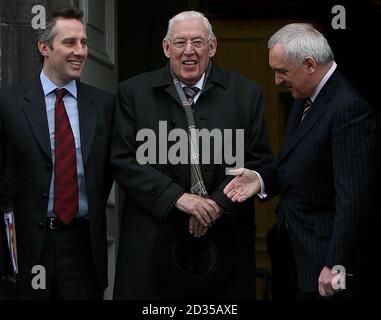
left=300, top=97, right=312, bottom=122
left=53, top=88, right=78, bottom=225
left=183, top=86, right=200, bottom=110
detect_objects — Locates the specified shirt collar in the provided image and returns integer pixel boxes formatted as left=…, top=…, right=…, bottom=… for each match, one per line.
left=180, top=73, right=205, bottom=91
left=310, top=61, right=337, bottom=102
left=40, top=70, right=77, bottom=98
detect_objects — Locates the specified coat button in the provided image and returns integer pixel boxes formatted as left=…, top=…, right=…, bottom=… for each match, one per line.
left=38, top=222, right=44, bottom=228
left=41, top=193, right=48, bottom=199
left=46, top=163, right=52, bottom=170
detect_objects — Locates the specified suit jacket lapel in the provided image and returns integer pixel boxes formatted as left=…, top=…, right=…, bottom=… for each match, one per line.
left=279, top=70, right=341, bottom=162
left=279, top=97, right=328, bottom=161
left=283, top=99, right=304, bottom=144
left=77, top=82, right=97, bottom=165
left=22, top=79, right=52, bottom=159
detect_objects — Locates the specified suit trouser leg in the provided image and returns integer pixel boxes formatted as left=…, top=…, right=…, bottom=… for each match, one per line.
left=267, top=222, right=298, bottom=300
left=48, top=223, right=103, bottom=300
left=4, top=222, right=102, bottom=300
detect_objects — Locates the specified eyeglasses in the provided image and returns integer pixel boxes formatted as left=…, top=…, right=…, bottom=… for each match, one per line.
left=170, top=39, right=212, bottom=49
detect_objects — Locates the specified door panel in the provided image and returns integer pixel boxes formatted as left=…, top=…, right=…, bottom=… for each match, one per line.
left=212, top=20, right=292, bottom=299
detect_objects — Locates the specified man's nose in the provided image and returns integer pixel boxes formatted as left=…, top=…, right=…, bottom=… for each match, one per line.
left=73, top=42, right=87, bottom=56
left=184, top=41, right=195, bottom=55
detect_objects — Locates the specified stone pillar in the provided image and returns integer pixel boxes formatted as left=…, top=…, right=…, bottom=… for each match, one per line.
left=0, top=0, right=79, bottom=87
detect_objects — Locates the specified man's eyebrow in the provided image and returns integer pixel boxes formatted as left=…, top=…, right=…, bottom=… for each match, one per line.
left=62, top=37, right=87, bottom=42
left=274, top=68, right=288, bottom=73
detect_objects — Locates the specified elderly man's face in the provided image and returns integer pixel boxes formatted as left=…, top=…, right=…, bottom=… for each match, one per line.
left=163, top=19, right=217, bottom=85
left=269, top=43, right=315, bottom=99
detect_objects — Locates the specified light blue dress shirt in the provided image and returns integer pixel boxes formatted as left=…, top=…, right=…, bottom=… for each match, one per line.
left=40, top=71, right=88, bottom=218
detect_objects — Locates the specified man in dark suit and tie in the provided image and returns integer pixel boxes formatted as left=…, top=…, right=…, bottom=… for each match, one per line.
left=224, top=23, right=378, bottom=299
left=111, top=11, right=272, bottom=299
left=0, top=7, right=115, bottom=299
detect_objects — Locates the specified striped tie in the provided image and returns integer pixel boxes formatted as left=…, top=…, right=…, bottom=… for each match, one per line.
left=183, top=86, right=200, bottom=110
left=300, top=97, right=312, bottom=122
left=53, top=88, right=78, bottom=225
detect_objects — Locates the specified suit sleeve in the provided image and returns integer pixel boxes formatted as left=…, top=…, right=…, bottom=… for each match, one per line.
left=103, top=93, right=117, bottom=202
left=111, top=84, right=184, bottom=222
left=0, top=92, right=12, bottom=279
left=0, top=94, right=11, bottom=212
left=256, top=156, right=281, bottom=200
left=210, top=87, right=273, bottom=211
left=325, top=98, right=378, bottom=271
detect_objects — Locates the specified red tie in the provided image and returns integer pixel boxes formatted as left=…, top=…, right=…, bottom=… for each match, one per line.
left=53, top=88, right=78, bottom=225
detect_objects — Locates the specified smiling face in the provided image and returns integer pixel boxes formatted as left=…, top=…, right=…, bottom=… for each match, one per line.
left=38, top=18, right=87, bottom=86
left=163, top=19, right=217, bottom=85
left=269, top=43, right=316, bottom=99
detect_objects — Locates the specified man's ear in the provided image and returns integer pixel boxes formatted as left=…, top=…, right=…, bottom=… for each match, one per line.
left=163, top=39, right=171, bottom=58
left=38, top=41, right=49, bottom=58
left=304, top=57, right=317, bottom=73
left=208, top=38, right=217, bottom=57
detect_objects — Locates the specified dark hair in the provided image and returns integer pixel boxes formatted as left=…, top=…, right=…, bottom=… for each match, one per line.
left=36, top=7, right=84, bottom=63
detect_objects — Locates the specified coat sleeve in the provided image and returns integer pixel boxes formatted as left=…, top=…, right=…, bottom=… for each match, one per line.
left=110, top=84, right=184, bottom=222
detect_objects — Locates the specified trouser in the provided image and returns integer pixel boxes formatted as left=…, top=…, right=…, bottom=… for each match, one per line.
left=2, top=218, right=102, bottom=300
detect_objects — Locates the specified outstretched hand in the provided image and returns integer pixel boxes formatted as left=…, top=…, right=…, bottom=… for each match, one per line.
left=223, top=168, right=261, bottom=202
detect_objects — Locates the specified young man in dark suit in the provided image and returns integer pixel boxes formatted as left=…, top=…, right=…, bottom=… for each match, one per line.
left=224, top=23, right=378, bottom=299
left=0, top=7, right=115, bottom=299
left=111, top=11, right=272, bottom=299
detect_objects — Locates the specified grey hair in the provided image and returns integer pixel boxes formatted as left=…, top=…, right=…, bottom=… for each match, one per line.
left=164, top=11, right=216, bottom=41
left=268, top=23, right=334, bottom=65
